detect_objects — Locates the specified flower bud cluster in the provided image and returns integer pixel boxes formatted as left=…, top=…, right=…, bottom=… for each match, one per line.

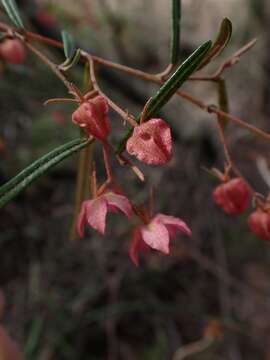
left=213, top=175, right=270, bottom=241
left=72, top=96, right=172, bottom=165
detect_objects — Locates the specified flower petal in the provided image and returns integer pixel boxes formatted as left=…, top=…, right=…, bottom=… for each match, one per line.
left=72, top=96, right=110, bottom=140
left=213, top=178, right=250, bottom=215
left=154, top=214, right=192, bottom=238
left=141, top=222, right=170, bottom=254
left=129, top=228, right=144, bottom=266
left=76, top=201, right=88, bottom=237
left=85, top=197, right=108, bottom=235
left=126, top=118, right=172, bottom=165
left=105, top=192, right=133, bottom=218
left=129, top=227, right=150, bottom=266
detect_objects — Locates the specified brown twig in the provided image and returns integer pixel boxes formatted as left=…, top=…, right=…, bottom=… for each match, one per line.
left=24, top=41, right=83, bottom=101
left=177, top=92, right=270, bottom=142
left=1, top=21, right=268, bottom=191
left=190, top=38, right=257, bottom=81
left=87, top=55, right=138, bottom=127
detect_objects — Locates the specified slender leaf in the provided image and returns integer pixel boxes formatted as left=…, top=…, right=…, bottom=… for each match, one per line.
left=0, top=137, right=91, bottom=208
left=198, top=18, right=232, bottom=70
left=61, top=30, right=76, bottom=60
left=24, top=317, right=44, bottom=358
left=170, top=0, right=181, bottom=65
left=1, top=0, right=24, bottom=29
left=116, top=40, right=212, bottom=153
left=144, top=41, right=211, bottom=118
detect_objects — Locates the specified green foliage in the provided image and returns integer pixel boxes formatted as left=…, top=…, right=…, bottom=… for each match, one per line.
left=61, top=30, right=76, bottom=60
left=198, top=18, right=232, bottom=70
left=116, top=40, right=212, bottom=153
left=170, top=0, right=181, bottom=65
left=0, top=137, right=91, bottom=208
left=1, top=0, right=24, bottom=29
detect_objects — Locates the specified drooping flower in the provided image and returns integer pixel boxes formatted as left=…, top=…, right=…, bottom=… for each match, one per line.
left=72, top=95, right=110, bottom=140
left=248, top=209, right=270, bottom=241
left=129, top=213, right=191, bottom=266
left=0, top=39, right=26, bottom=65
left=213, top=177, right=250, bottom=215
left=77, top=191, right=133, bottom=236
left=126, top=118, right=172, bottom=165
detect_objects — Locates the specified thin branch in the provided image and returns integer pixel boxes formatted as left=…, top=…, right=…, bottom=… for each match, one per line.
left=190, top=38, right=257, bottom=81
left=44, top=98, right=78, bottom=106
left=87, top=55, right=138, bottom=127
left=102, top=142, right=113, bottom=182
left=24, top=41, right=82, bottom=100
left=2, top=22, right=269, bottom=150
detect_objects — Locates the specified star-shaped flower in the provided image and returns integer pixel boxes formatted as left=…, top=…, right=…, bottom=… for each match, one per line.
left=77, top=191, right=133, bottom=236
left=129, top=213, right=191, bottom=265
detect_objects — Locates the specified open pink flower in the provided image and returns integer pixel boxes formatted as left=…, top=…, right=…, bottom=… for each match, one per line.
left=72, top=96, right=110, bottom=140
left=77, top=191, right=133, bottom=236
left=129, top=213, right=191, bottom=266
left=126, top=118, right=172, bottom=165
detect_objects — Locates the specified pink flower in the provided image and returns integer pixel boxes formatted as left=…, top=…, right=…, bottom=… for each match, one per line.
left=129, top=214, right=192, bottom=266
left=126, top=118, right=172, bottom=165
left=77, top=191, right=133, bottom=236
left=213, top=178, right=250, bottom=215
left=248, top=209, right=270, bottom=241
left=0, top=39, right=26, bottom=65
left=72, top=96, right=110, bottom=140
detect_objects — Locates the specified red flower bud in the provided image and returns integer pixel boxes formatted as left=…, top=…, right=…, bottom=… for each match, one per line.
left=72, top=96, right=110, bottom=140
left=248, top=209, right=270, bottom=241
left=0, top=39, right=26, bottom=65
left=126, top=118, right=172, bottom=165
left=213, top=178, right=250, bottom=215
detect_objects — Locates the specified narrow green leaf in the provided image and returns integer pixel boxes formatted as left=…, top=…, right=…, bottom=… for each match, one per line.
left=0, top=137, right=91, bottom=208
left=198, top=18, right=232, bottom=70
left=144, top=41, right=212, bottom=118
left=61, top=30, right=76, bottom=60
left=170, top=0, right=181, bottom=65
left=1, top=0, right=24, bottom=29
left=24, top=317, right=44, bottom=357
left=116, top=40, right=212, bottom=153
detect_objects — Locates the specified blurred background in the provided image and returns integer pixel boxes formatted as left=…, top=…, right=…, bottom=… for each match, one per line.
left=1, top=0, right=270, bottom=359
